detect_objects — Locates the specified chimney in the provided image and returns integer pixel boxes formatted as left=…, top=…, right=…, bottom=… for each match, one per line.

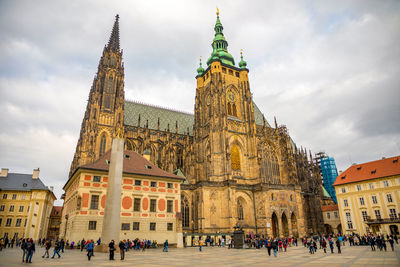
left=142, top=150, right=151, bottom=162
left=50, top=186, right=54, bottom=192
left=32, top=168, right=40, bottom=179
left=0, top=168, right=9, bottom=177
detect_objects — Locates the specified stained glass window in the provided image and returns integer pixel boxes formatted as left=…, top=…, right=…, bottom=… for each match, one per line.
left=231, top=144, right=241, bottom=170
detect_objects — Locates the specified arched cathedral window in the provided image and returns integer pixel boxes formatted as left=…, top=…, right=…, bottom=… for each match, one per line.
left=237, top=200, right=244, bottom=221
left=181, top=196, right=190, bottom=228
left=99, top=134, right=107, bottom=156
left=231, top=144, right=241, bottom=171
left=227, top=102, right=232, bottom=115
left=104, top=96, right=111, bottom=109
left=264, top=152, right=280, bottom=184
left=177, top=148, right=183, bottom=169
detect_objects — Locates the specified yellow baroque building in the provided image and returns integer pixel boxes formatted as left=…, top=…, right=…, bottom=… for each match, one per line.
left=66, top=13, right=326, bottom=239
left=0, top=168, right=56, bottom=240
left=60, top=150, right=184, bottom=245
left=334, top=156, right=400, bottom=235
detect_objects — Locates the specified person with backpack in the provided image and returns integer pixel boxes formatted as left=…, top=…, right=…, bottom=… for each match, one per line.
left=329, top=239, right=334, bottom=253
left=163, top=240, right=168, bottom=252
left=51, top=240, right=61, bottom=258
left=119, top=240, right=126, bottom=260
left=25, top=239, right=35, bottom=263
left=21, top=239, right=27, bottom=262
left=42, top=240, right=51, bottom=258
left=266, top=238, right=272, bottom=256
left=321, top=238, right=327, bottom=253
left=336, top=238, right=341, bottom=254
left=86, top=240, right=94, bottom=261
left=272, top=239, right=278, bottom=257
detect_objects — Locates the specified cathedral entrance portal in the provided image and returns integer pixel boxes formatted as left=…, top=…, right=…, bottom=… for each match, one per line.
left=282, top=213, right=289, bottom=237
left=271, top=212, right=279, bottom=238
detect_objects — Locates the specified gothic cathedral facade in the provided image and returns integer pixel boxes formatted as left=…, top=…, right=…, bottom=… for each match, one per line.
left=69, top=13, right=325, bottom=237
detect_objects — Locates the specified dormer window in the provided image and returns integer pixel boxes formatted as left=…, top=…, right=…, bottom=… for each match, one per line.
left=145, top=165, right=152, bottom=170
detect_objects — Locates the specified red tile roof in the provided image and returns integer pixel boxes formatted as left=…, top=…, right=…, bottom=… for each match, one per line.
left=322, top=204, right=338, bottom=212
left=333, top=156, right=400, bottom=186
left=80, top=150, right=183, bottom=180
left=51, top=206, right=63, bottom=216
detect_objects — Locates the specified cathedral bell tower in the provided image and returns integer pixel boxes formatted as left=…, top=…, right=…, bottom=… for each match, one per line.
left=69, top=15, right=125, bottom=177
left=194, top=10, right=259, bottom=183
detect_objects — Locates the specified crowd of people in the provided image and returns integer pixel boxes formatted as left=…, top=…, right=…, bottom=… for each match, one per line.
left=0, top=232, right=398, bottom=263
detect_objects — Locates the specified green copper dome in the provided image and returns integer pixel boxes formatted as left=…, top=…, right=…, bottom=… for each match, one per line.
left=239, top=51, right=247, bottom=69
left=206, top=13, right=235, bottom=67
left=196, top=58, right=205, bottom=76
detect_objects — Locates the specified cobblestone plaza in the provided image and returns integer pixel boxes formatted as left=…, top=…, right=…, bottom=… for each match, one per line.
left=0, top=244, right=399, bottom=267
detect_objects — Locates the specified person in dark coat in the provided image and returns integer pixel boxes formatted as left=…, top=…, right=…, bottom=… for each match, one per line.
left=25, top=239, right=35, bottom=263
left=109, top=240, right=115, bottom=260
left=336, top=239, right=341, bottom=254
left=86, top=240, right=94, bottom=261
left=119, top=240, right=125, bottom=260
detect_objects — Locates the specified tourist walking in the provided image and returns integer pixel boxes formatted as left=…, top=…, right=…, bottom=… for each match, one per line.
left=21, top=239, right=27, bottom=262
left=199, top=239, right=203, bottom=252
left=163, top=240, right=168, bottom=252
left=86, top=240, right=94, bottom=261
left=80, top=239, right=85, bottom=251
left=272, top=239, right=278, bottom=257
left=322, top=238, right=327, bottom=253
left=42, top=240, right=51, bottom=258
left=119, top=240, right=126, bottom=260
left=388, top=238, right=394, bottom=251
left=336, top=239, right=341, bottom=254
left=266, top=239, right=272, bottom=256
left=25, top=239, right=35, bottom=263
left=52, top=240, right=61, bottom=258
left=60, top=239, right=65, bottom=253
left=109, top=240, right=115, bottom=260
left=329, top=239, right=334, bottom=253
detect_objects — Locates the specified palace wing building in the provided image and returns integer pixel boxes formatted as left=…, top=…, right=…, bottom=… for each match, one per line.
left=65, top=13, right=325, bottom=239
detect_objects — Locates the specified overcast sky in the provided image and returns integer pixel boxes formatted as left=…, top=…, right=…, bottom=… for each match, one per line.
left=1, top=0, right=399, bottom=205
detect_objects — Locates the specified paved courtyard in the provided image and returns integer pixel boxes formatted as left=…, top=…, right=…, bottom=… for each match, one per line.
left=0, top=244, right=399, bottom=267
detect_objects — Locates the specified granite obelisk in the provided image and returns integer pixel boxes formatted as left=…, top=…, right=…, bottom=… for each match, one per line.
left=96, top=134, right=124, bottom=252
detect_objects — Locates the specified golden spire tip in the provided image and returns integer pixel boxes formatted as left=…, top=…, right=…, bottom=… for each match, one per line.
left=216, top=6, right=219, bottom=16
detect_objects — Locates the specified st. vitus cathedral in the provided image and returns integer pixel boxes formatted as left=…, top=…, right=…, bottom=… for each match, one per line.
left=69, top=13, right=325, bottom=237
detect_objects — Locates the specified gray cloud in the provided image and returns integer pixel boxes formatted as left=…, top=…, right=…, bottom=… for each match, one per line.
left=0, top=0, right=399, bottom=204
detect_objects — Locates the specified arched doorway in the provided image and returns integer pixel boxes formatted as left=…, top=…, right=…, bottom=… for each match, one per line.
left=271, top=212, right=279, bottom=238
left=282, top=213, right=289, bottom=237
left=336, top=224, right=342, bottom=234
left=291, top=212, right=298, bottom=237
left=325, top=224, right=333, bottom=234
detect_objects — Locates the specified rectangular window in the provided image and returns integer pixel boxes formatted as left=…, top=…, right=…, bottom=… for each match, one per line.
left=327, top=212, right=330, bottom=219
left=12, top=194, right=17, bottom=200
left=9, top=205, right=14, bottom=212
left=383, top=180, right=389, bottom=187
left=90, top=195, right=99, bottom=210
left=356, top=185, right=361, bottom=191
left=389, top=209, right=397, bottom=219
left=374, top=210, right=381, bottom=219
left=387, top=194, right=393, bottom=203
left=369, top=183, right=374, bottom=190
left=0, top=205, right=4, bottom=212
left=133, top=198, right=141, bottom=212
left=133, top=222, right=140, bottom=230
left=93, top=176, right=101, bottom=182
left=235, top=72, right=240, bottom=77
left=27, top=206, right=30, bottom=212
left=15, top=218, right=22, bottom=227
left=2, top=194, right=7, bottom=199
left=121, top=223, right=130, bottom=230
left=167, top=223, right=173, bottom=231
left=334, top=211, right=338, bottom=218
left=150, top=199, right=157, bottom=212
left=0, top=218, right=2, bottom=226
left=167, top=200, right=173, bottom=213
left=372, top=196, right=378, bottom=204
left=135, top=180, right=141, bottom=186
left=341, top=188, right=346, bottom=193
left=150, top=181, right=157, bottom=187
left=343, top=199, right=348, bottom=207
left=359, top=197, right=365, bottom=206
left=167, top=183, right=173, bottom=189
left=6, top=218, right=12, bottom=227
left=361, top=211, right=368, bottom=221
left=21, top=194, right=26, bottom=200
left=229, top=69, right=233, bottom=75
left=345, top=212, right=353, bottom=229
left=19, top=206, right=24, bottom=212
left=24, top=219, right=27, bottom=227
left=88, top=221, right=97, bottom=230
left=150, top=222, right=156, bottom=231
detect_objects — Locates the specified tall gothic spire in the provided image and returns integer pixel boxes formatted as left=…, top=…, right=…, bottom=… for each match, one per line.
left=206, top=9, right=235, bottom=66
left=107, top=14, right=120, bottom=52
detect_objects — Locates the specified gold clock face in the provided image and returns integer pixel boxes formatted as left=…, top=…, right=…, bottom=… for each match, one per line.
left=227, top=91, right=236, bottom=102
